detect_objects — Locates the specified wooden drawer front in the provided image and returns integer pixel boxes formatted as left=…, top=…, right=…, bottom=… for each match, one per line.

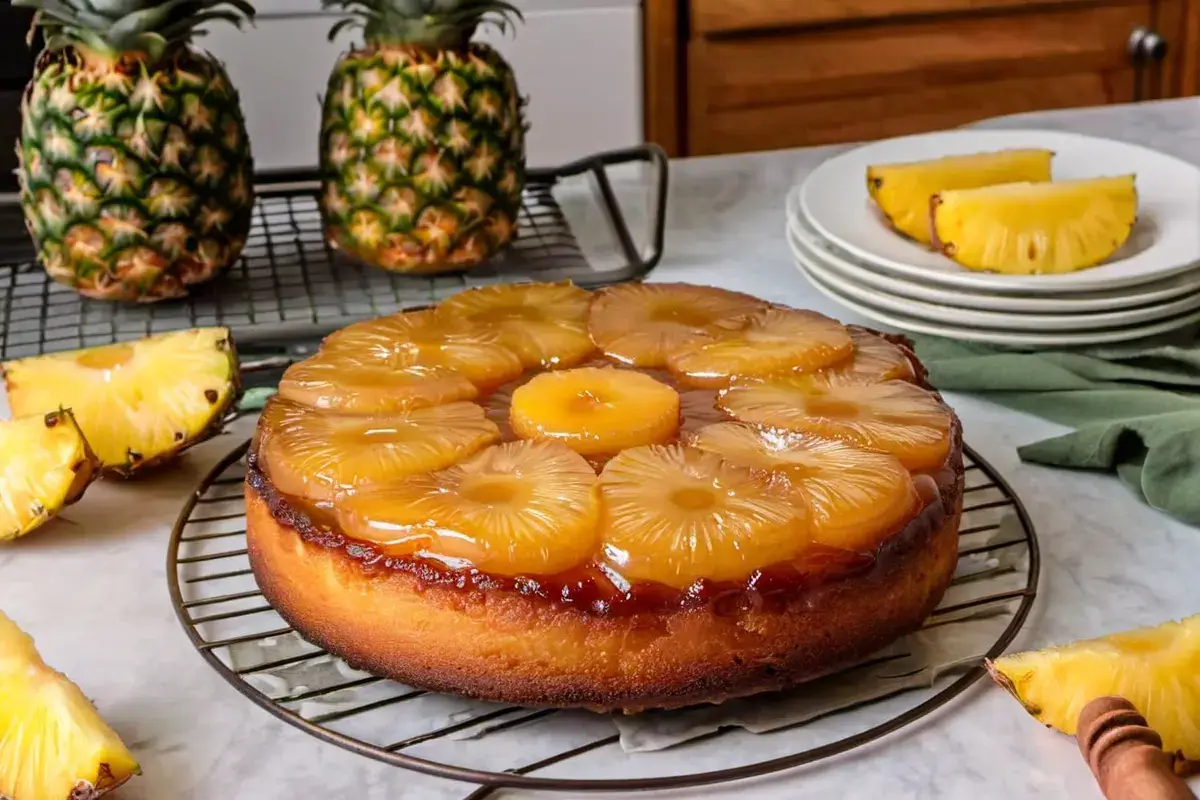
left=692, top=0, right=1117, bottom=34
left=692, top=72, right=1134, bottom=154
left=688, top=3, right=1149, bottom=155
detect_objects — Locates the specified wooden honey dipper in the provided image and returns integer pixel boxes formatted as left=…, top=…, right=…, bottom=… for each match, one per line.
left=1077, top=697, right=1196, bottom=800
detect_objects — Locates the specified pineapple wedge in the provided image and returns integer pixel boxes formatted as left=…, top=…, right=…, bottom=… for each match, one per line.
left=931, top=175, right=1138, bottom=275
left=3, top=329, right=241, bottom=477
left=987, top=614, right=1200, bottom=765
left=0, top=611, right=140, bottom=799
left=867, top=149, right=1053, bottom=244
left=0, top=411, right=100, bottom=542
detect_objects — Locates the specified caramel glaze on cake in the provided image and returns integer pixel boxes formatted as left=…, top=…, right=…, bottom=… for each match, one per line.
left=245, top=283, right=965, bottom=713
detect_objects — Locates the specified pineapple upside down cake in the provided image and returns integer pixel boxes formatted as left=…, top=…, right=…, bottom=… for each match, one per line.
left=246, top=281, right=965, bottom=712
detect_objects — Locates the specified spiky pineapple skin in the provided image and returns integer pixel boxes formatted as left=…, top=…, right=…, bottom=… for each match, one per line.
left=319, top=44, right=526, bottom=273
left=17, top=47, right=255, bottom=303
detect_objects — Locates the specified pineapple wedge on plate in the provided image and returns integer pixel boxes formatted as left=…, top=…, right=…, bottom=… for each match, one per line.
left=319, top=0, right=527, bottom=273
left=931, top=175, right=1138, bottom=275
left=987, top=614, right=1200, bottom=766
left=0, top=411, right=100, bottom=542
left=3, top=328, right=241, bottom=477
left=867, top=149, right=1053, bottom=244
left=13, top=0, right=257, bottom=302
left=0, top=611, right=140, bottom=799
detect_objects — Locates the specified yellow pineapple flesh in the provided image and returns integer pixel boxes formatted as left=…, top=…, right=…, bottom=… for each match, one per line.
left=438, top=281, right=595, bottom=369
left=587, top=282, right=766, bottom=367
left=931, top=175, right=1138, bottom=274
left=509, top=367, right=680, bottom=456
left=319, top=309, right=524, bottom=391
left=817, top=329, right=917, bottom=386
left=667, top=307, right=853, bottom=389
left=258, top=398, right=500, bottom=502
left=867, top=148, right=1053, bottom=244
left=278, top=351, right=477, bottom=414
left=0, top=611, right=140, bottom=799
left=718, top=379, right=953, bottom=471
left=2, top=328, right=239, bottom=477
left=597, top=444, right=806, bottom=589
left=337, top=440, right=600, bottom=576
left=688, top=423, right=919, bottom=552
left=987, top=614, right=1200, bottom=765
left=0, top=411, right=100, bottom=542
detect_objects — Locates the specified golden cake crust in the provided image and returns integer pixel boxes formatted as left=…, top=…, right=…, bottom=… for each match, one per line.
left=245, top=432, right=963, bottom=712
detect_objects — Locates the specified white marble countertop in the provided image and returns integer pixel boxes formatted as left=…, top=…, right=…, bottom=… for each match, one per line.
left=4, top=99, right=1200, bottom=799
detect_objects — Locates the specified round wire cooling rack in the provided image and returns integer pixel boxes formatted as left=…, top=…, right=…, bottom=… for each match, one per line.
left=168, top=439, right=1040, bottom=796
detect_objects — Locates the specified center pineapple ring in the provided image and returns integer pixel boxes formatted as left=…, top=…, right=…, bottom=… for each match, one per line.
left=256, top=282, right=957, bottom=593
left=510, top=367, right=681, bottom=455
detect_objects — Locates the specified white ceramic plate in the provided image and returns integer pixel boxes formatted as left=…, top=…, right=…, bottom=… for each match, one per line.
left=797, top=129, right=1200, bottom=294
left=786, top=188, right=1200, bottom=313
left=795, top=255, right=1200, bottom=347
left=788, top=224, right=1200, bottom=332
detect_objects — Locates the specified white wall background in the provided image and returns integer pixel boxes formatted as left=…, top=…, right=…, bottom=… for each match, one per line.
left=201, top=0, right=644, bottom=171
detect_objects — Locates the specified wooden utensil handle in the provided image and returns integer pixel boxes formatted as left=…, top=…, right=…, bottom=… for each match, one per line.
left=1077, top=696, right=1196, bottom=800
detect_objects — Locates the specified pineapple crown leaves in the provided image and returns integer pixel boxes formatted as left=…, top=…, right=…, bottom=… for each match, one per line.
left=322, top=0, right=523, bottom=49
left=14, top=0, right=257, bottom=60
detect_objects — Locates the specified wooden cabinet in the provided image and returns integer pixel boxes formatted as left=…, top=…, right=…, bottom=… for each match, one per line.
left=645, top=0, right=1194, bottom=157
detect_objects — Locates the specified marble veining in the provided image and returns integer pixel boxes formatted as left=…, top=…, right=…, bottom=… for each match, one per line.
left=3, top=99, right=1200, bottom=798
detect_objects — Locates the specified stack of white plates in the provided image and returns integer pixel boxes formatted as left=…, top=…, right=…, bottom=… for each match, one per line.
left=787, top=129, right=1200, bottom=346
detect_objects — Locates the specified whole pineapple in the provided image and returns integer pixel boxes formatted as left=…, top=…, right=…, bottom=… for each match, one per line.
left=320, top=0, right=527, bottom=273
left=14, top=0, right=257, bottom=303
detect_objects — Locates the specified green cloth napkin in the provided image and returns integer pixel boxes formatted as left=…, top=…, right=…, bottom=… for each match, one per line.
left=910, top=334, right=1200, bottom=526
left=238, top=386, right=277, bottom=413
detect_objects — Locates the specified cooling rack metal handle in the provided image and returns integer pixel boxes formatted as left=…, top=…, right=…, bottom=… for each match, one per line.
left=538, top=144, right=670, bottom=277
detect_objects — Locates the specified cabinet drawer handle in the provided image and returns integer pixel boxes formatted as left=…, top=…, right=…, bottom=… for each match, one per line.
left=1128, top=26, right=1168, bottom=64
left=1128, top=27, right=1167, bottom=103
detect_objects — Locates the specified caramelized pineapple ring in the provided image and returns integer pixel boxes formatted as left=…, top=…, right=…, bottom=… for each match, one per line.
left=337, top=440, right=600, bottom=576
left=587, top=283, right=766, bottom=367
left=598, top=445, right=807, bottom=589
left=667, top=307, right=853, bottom=389
left=279, top=351, right=477, bottom=414
left=718, top=379, right=952, bottom=472
left=320, top=309, right=524, bottom=391
left=510, top=367, right=680, bottom=455
left=688, top=423, right=920, bottom=552
left=439, top=281, right=596, bottom=369
left=258, top=398, right=500, bottom=502
left=817, top=329, right=917, bottom=386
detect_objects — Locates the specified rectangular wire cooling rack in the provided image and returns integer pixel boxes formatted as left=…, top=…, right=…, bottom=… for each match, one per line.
left=168, top=442, right=1038, bottom=796
left=0, top=145, right=667, bottom=361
